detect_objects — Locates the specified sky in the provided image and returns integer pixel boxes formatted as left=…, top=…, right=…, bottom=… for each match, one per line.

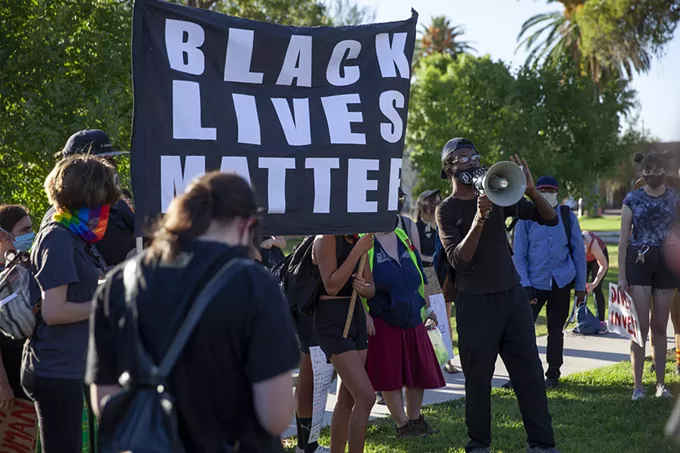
left=356, top=0, right=680, bottom=142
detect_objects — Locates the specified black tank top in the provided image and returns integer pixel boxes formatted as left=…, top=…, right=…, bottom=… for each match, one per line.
left=319, top=235, right=357, bottom=297
left=416, top=219, right=436, bottom=259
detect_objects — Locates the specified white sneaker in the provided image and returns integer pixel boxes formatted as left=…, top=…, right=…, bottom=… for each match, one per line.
left=295, top=446, right=331, bottom=453
left=632, top=389, right=645, bottom=401
left=656, top=384, right=672, bottom=398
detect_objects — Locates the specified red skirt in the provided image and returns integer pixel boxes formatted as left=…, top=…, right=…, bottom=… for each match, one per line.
left=366, top=317, right=446, bottom=392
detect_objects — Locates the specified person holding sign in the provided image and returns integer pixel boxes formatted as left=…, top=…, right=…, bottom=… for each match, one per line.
left=619, top=151, right=680, bottom=400
left=436, top=138, right=559, bottom=453
left=582, top=231, right=609, bottom=324
left=312, top=234, right=375, bottom=453
left=416, top=189, right=459, bottom=374
left=364, top=223, right=445, bottom=439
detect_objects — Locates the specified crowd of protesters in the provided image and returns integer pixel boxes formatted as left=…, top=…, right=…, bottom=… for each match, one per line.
left=1, top=128, right=680, bottom=453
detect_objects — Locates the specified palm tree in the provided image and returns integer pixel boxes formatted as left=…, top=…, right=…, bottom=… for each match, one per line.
left=517, top=0, right=651, bottom=84
left=417, top=16, right=475, bottom=61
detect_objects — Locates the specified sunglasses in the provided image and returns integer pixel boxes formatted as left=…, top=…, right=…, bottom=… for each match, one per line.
left=448, top=154, right=481, bottom=164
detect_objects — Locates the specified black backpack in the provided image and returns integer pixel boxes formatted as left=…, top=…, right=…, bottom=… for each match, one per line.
left=272, top=236, right=321, bottom=315
left=98, top=256, right=252, bottom=453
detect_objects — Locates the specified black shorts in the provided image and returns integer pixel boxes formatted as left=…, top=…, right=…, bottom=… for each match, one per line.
left=626, top=245, right=678, bottom=289
left=292, top=309, right=318, bottom=354
left=314, top=297, right=368, bottom=362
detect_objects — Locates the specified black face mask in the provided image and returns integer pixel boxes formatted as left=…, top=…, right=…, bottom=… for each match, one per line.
left=454, top=166, right=482, bottom=185
left=644, top=174, right=665, bottom=189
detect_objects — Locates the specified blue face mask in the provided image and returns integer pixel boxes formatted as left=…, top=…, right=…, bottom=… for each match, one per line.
left=13, top=232, right=35, bottom=253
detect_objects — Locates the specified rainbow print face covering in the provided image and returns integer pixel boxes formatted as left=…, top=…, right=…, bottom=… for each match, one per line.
left=53, top=205, right=110, bottom=243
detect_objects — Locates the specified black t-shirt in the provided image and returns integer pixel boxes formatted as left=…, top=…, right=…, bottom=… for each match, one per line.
left=416, top=219, right=437, bottom=260
left=41, top=199, right=136, bottom=267
left=86, top=241, right=299, bottom=453
left=436, top=196, right=557, bottom=295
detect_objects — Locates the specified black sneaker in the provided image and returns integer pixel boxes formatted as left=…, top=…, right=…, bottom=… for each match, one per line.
left=395, top=422, right=418, bottom=439
left=545, top=378, right=559, bottom=389
left=411, top=415, right=438, bottom=436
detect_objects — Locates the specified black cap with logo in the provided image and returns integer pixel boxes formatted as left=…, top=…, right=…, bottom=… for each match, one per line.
left=440, top=137, right=477, bottom=179
left=61, top=129, right=129, bottom=159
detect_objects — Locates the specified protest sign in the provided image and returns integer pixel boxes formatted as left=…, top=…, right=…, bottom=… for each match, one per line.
left=0, top=398, right=38, bottom=453
left=131, top=0, right=418, bottom=235
left=308, top=346, right=335, bottom=443
left=608, top=283, right=643, bottom=346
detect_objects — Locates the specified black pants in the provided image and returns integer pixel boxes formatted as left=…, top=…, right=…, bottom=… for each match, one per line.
left=532, top=281, right=572, bottom=380
left=587, top=247, right=609, bottom=322
left=456, top=285, right=555, bottom=451
left=22, top=375, right=86, bottom=453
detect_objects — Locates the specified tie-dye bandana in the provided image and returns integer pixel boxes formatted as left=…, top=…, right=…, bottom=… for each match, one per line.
left=53, top=205, right=110, bottom=243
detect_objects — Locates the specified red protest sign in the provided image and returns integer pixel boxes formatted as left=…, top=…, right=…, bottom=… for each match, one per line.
left=0, top=399, right=38, bottom=453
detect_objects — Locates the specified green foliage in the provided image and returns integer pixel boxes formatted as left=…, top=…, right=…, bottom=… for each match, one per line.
left=407, top=53, right=636, bottom=198
left=322, top=0, right=376, bottom=26
left=577, top=0, right=680, bottom=79
left=0, top=0, right=133, bottom=219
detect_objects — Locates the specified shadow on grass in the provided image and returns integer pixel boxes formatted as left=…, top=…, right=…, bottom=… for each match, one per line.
left=291, top=358, right=680, bottom=453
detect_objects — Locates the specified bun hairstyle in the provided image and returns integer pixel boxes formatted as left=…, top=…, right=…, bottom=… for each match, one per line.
left=634, top=150, right=672, bottom=172
left=147, top=171, right=259, bottom=262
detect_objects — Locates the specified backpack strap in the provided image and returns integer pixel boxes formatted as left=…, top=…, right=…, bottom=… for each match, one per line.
left=560, top=205, right=573, bottom=258
left=157, top=258, right=252, bottom=378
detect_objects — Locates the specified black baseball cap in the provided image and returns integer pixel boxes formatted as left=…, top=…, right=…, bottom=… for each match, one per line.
left=61, top=129, right=129, bottom=159
left=440, top=138, right=477, bottom=179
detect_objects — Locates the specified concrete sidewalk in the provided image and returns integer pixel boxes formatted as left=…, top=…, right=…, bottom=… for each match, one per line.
left=283, top=320, right=674, bottom=438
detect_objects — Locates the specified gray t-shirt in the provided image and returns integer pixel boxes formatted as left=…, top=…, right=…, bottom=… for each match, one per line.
left=27, top=224, right=101, bottom=379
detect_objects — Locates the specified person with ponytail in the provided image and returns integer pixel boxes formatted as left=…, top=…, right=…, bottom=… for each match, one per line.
left=21, top=155, right=118, bottom=452
left=620, top=151, right=680, bottom=401
left=87, top=172, right=299, bottom=452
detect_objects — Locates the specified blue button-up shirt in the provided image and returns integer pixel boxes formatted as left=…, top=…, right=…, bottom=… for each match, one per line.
left=512, top=206, right=587, bottom=292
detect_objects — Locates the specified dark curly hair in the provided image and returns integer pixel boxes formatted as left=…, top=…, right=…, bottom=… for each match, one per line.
left=634, top=150, right=672, bottom=173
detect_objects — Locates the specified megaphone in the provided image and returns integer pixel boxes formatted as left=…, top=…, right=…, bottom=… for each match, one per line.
left=470, top=161, right=527, bottom=207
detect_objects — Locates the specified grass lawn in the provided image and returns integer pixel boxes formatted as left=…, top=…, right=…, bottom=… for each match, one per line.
left=578, top=216, right=621, bottom=232
left=285, top=355, right=680, bottom=453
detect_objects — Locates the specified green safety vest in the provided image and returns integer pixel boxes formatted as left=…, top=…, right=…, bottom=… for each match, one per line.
left=360, top=229, right=426, bottom=317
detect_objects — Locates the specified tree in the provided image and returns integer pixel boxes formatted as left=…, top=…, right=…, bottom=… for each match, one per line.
left=0, top=0, right=133, bottom=218
left=416, top=16, right=475, bottom=64
left=517, top=0, right=680, bottom=84
left=406, top=53, right=636, bottom=198
left=322, top=0, right=375, bottom=25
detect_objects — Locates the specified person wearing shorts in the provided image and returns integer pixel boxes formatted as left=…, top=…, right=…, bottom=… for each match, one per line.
left=619, top=151, right=680, bottom=401
left=312, top=234, right=375, bottom=453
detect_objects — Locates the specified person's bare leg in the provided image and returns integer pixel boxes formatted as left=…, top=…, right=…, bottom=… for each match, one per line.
left=630, top=286, right=652, bottom=390
left=330, top=350, right=375, bottom=453
left=404, top=387, right=425, bottom=420
left=671, top=292, right=680, bottom=370
left=381, top=389, right=408, bottom=427
left=652, top=289, right=674, bottom=385
left=330, top=381, right=353, bottom=453
left=296, top=353, right=313, bottom=418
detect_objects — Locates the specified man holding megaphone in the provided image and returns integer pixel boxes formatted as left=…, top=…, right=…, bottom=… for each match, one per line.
left=435, top=138, right=560, bottom=453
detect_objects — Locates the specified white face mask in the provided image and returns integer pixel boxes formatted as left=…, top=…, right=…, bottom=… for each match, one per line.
left=541, top=192, right=559, bottom=207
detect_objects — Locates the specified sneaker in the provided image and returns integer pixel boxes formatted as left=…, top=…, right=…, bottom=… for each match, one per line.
left=527, top=447, right=560, bottom=453
left=632, top=388, right=646, bottom=401
left=598, top=321, right=608, bottom=334
left=545, top=378, right=559, bottom=389
left=411, top=415, right=439, bottom=436
left=295, top=446, right=330, bottom=453
left=656, top=384, right=672, bottom=398
left=395, top=422, right=418, bottom=439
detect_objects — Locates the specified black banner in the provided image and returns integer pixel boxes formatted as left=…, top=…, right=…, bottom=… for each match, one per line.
left=131, top=0, right=417, bottom=236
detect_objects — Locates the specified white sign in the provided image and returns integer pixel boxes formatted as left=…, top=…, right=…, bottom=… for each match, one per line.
left=308, top=346, right=335, bottom=443
left=429, top=294, right=454, bottom=361
left=607, top=283, right=643, bottom=347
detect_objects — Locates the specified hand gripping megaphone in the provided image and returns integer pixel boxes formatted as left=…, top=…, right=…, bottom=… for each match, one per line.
left=465, top=161, right=528, bottom=207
